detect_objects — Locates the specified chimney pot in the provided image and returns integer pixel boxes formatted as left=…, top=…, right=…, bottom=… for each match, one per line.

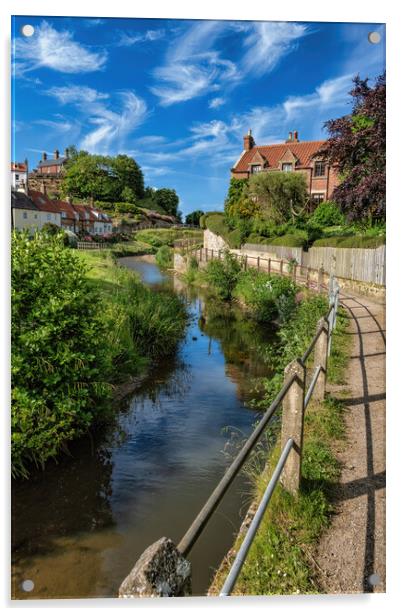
left=294, top=131, right=299, bottom=142
left=42, top=152, right=47, bottom=161
left=54, top=149, right=59, bottom=160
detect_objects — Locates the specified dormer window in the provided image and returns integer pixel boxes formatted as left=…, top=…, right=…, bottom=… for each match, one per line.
left=314, top=162, right=326, bottom=177
left=282, top=163, right=293, bottom=172
left=251, top=164, right=261, bottom=174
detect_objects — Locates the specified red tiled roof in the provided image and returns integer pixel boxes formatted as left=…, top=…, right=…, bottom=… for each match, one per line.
left=29, top=190, right=60, bottom=213
left=52, top=200, right=76, bottom=221
left=11, top=162, right=27, bottom=172
left=232, top=140, right=326, bottom=173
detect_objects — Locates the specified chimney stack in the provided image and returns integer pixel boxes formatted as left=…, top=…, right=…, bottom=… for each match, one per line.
left=293, top=131, right=299, bottom=142
left=243, top=129, right=255, bottom=151
left=54, top=149, right=59, bottom=160
left=42, top=152, right=47, bottom=161
left=286, top=131, right=293, bottom=143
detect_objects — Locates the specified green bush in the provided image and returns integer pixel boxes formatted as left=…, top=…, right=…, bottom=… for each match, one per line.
left=312, top=235, right=385, bottom=248
left=269, top=233, right=306, bottom=247
left=204, top=251, right=242, bottom=300
left=155, top=245, right=173, bottom=269
left=11, top=232, right=111, bottom=477
left=310, top=201, right=345, bottom=226
left=234, top=271, right=297, bottom=323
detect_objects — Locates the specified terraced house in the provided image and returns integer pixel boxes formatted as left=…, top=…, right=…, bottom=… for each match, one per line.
left=231, top=130, right=339, bottom=206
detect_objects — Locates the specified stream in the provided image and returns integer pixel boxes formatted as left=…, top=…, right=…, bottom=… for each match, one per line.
left=12, top=257, right=277, bottom=599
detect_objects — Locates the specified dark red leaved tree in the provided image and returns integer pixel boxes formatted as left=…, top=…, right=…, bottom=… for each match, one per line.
left=317, top=72, right=385, bottom=222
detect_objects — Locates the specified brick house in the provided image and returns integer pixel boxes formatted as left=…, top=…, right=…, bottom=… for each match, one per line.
left=231, top=130, right=338, bottom=206
left=52, top=198, right=79, bottom=233
left=36, top=148, right=70, bottom=176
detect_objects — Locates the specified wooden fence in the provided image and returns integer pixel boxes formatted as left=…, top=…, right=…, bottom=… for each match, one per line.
left=77, top=242, right=106, bottom=250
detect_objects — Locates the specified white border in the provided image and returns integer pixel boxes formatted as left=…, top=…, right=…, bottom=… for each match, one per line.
left=1, top=1, right=401, bottom=615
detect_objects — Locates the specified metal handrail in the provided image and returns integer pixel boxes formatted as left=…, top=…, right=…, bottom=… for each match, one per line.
left=304, top=364, right=322, bottom=410
left=177, top=373, right=297, bottom=556
left=220, top=438, right=294, bottom=596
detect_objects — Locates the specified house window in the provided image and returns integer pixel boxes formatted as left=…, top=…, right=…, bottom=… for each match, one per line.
left=34, top=214, right=38, bottom=219
left=47, top=213, right=51, bottom=220
left=62, top=212, right=66, bottom=218
left=23, top=212, right=27, bottom=219
left=251, top=164, right=261, bottom=174
left=15, top=174, right=19, bottom=180
left=311, top=193, right=325, bottom=205
left=282, top=163, right=293, bottom=172
left=314, top=162, right=326, bottom=177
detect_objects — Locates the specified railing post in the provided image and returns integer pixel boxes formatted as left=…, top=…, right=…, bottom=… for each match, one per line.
left=119, top=537, right=192, bottom=598
left=280, top=359, right=306, bottom=495
left=257, top=256, right=260, bottom=271
left=312, top=317, right=329, bottom=401
left=268, top=258, right=271, bottom=275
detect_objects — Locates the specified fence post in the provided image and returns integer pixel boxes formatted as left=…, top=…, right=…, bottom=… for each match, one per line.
left=318, top=267, right=325, bottom=293
left=306, top=267, right=310, bottom=287
left=257, top=256, right=260, bottom=271
left=280, top=260, right=284, bottom=276
left=244, top=255, right=248, bottom=270
left=312, top=317, right=329, bottom=401
left=268, top=258, right=271, bottom=275
left=280, top=359, right=306, bottom=495
left=211, top=249, right=214, bottom=260
left=119, top=537, right=192, bottom=598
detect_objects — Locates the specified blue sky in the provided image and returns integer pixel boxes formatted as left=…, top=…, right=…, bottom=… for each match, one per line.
left=11, top=17, right=385, bottom=216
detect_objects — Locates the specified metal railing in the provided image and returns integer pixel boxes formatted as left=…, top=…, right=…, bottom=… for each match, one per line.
left=118, top=275, right=340, bottom=598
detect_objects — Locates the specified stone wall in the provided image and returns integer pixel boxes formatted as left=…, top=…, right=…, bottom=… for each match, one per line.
left=203, top=229, right=229, bottom=252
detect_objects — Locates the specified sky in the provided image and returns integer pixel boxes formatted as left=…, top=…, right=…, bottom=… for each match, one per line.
left=11, top=16, right=385, bottom=216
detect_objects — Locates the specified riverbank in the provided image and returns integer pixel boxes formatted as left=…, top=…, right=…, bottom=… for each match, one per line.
left=207, top=288, right=351, bottom=595
left=11, top=232, right=187, bottom=478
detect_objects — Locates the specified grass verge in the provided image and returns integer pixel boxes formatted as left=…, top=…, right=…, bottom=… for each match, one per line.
left=209, top=303, right=351, bottom=596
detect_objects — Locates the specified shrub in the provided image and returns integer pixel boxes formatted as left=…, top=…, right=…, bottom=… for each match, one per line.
left=11, top=232, right=110, bottom=477
left=204, top=251, right=242, bottom=300
left=234, top=271, right=297, bottom=323
left=312, top=235, right=385, bottom=248
left=269, top=233, right=306, bottom=247
left=155, top=245, right=173, bottom=269
left=310, top=201, right=345, bottom=226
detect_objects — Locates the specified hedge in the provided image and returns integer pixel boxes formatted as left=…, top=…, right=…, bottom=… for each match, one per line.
left=312, top=235, right=385, bottom=249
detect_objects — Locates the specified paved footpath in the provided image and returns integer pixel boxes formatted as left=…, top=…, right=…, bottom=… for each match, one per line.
left=314, top=291, right=386, bottom=593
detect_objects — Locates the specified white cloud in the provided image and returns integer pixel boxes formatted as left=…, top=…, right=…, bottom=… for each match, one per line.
left=209, top=97, right=226, bottom=109
left=46, top=85, right=148, bottom=153
left=46, top=85, right=109, bottom=105
left=150, top=21, right=308, bottom=107
left=240, top=22, right=308, bottom=78
left=14, top=21, right=107, bottom=75
left=117, top=29, right=165, bottom=46
left=34, top=119, right=77, bottom=133
left=81, top=92, right=148, bottom=152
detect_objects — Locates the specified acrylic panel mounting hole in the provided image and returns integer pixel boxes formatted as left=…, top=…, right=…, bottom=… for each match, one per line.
left=22, top=579, right=34, bottom=592
left=368, top=31, right=381, bottom=44
left=21, top=24, right=35, bottom=37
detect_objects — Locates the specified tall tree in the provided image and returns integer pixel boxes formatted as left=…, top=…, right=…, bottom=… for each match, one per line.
left=154, top=188, right=179, bottom=216
left=317, top=72, right=385, bottom=222
left=185, top=210, right=204, bottom=226
left=110, top=154, right=144, bottom=200
left=248, top=171, right=308, bottom=224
